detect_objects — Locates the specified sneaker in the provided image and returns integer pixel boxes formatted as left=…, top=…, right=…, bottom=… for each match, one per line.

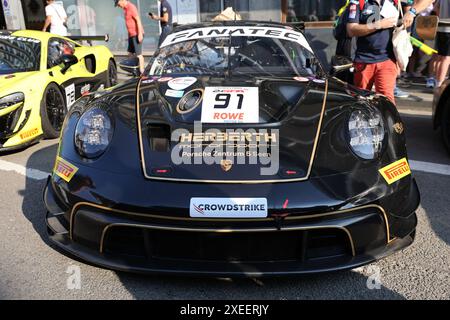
left=426, top=77, right=437, bottom=89
left=394, top=87, right=409, bottom=98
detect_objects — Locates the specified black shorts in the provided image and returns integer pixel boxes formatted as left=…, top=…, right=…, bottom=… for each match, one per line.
left=128, top=36, right=143, bottom=55
left=437, top=32, right=450, bottom=56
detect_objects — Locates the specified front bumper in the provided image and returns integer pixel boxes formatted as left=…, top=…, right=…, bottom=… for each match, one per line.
left=44, top=176, right=419, bottom=277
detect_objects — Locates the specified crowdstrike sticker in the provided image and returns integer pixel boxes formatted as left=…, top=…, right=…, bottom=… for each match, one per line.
left=160, top=26, right=313, bottom=53
left=189, top=198, right=268, bottom=218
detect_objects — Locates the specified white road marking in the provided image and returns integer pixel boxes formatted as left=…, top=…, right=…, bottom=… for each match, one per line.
left=409, top=160, right=450, bottom=176
left=0, top=159, right=449, bottom=181
left=0, top=159, right=49, bottom=181
left=399, top=109, right=432, bottom=116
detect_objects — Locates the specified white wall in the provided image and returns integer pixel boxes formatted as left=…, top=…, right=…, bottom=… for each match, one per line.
left=2, top=0, right=25, bottom=29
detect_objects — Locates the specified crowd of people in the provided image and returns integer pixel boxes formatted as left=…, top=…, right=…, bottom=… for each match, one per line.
left=335, top=0, right=450, bottom=104
left=39, top=0, right=450, bottom=105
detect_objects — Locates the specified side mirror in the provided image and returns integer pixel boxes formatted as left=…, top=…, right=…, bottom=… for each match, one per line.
left=60, top=54, right=78, bottom=74
left=330, top=55, right=354, bottom=76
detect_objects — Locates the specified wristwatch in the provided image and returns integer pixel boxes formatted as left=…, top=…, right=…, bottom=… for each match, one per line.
left=409, top=7, right=417, bottom=17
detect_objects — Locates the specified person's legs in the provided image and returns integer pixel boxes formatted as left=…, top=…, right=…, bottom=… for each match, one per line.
left=354, top=62, right=376, bottom=91
left=436, top=32, right=450, bottom=87
left=374, top=59, right=398, bottom=104
left=437, top=56, right=450, bottom=87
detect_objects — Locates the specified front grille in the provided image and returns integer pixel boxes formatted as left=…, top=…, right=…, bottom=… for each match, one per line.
left=0, top=106, right=23, bottom=141
left=103, top=227, right=352, bottom=263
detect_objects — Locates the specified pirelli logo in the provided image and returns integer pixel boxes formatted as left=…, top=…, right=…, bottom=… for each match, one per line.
left=20, top=128, right=39, bottom=140
left=379, top=158, right=411, bottom=185
left=53, top=156, right=78, bottom=182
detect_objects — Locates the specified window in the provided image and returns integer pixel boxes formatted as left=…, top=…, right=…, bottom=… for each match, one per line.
left=47, top=38, right=75, bottom=68
left=287, top=0, right=347, bottom=22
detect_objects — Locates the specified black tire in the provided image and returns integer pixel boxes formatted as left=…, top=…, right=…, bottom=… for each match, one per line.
left=106, top=59, right=118, bottom=87
left=40, top=83, right=67, bottom=139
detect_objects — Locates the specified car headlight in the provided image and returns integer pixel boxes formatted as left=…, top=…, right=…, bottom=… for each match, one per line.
left=74, top=105, right=113, bottom=158
left=348, top=108, right=385, bottom=160
left=0, top=92, right=24, bottom=110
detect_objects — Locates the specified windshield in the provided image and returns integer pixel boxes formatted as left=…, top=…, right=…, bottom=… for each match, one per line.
left=146, top=27, right=321, bottom=78
left=0, top=35, right=41, bottom=74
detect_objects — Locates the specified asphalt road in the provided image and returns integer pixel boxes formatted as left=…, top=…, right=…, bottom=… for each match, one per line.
left=0, top=85, right=449, bottom=300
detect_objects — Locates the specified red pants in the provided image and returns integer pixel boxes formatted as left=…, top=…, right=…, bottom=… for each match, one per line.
left=353, top=59, right=398, bottom=104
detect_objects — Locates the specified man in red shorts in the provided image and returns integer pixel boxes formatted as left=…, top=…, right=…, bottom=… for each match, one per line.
left=115, top=0, right=145, bottom=75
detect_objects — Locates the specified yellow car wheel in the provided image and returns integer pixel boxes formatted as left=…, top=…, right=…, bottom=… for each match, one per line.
left=40, top=83, right=67, bottom=139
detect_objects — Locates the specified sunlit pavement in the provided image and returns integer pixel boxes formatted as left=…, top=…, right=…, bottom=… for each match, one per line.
left=0, top=76, right=449, bottom=300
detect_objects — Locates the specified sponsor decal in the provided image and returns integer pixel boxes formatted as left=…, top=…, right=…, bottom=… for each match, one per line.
left=179, top=131, right=277, bottom=144
left=20, top=128, right=39, bottom=140
left=393, top=122, right=404, bottom=134
left=161, top=26, right=313, bottom=53
left=142, top=79, right=155, bottom=84
left=80, top=83, right=91, bottom=96
left=201, top=87, right=259, bottom=123
left=158, top=77, right=173, bottom=82
left=379, top=158, right=411, bottom=185
left=220, top=159, right=233, bottom=172
left=168, top=77, right=198, bottom=90
left=53, top=156, right=79, bottom=183
left=165, top=89, right=185, bottom=98
left=309, top=77, right=325, bottom=84
left=293, top=76, right=309, bottom=82
left=0, top=35, right=40, bottom=44
left=189, top=198, right=268, bottom=218
left=65, top=83, right=76, bottom=109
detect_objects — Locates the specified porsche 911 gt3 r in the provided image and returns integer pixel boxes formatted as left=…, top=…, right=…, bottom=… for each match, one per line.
left=44, top=22, right=420, bottom=277
left=0, top=30, right=117, bottom=151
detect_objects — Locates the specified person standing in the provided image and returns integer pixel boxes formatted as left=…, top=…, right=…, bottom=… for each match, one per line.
left=149, top=0, right=173, bottom=47
left=42, top=0, right=68, bottom=36
left=434, top=0, right=450, bottom=87
left=115, top=0, right=145, bottom=75
left=346, top=0, right=399, bottom=104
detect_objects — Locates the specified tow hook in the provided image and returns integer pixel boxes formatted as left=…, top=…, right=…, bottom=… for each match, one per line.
left=272, top=214, right=289, bottom=231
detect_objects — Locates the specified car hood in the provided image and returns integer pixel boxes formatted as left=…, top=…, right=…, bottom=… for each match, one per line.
left=135, top=75, right=328, bottom=183
left=0, top=71, right=38, bottom=92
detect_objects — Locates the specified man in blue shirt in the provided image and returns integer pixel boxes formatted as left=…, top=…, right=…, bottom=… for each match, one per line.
left=346, top=0, right=399, bottom=103
left=150, top=0, right=173, bottom=47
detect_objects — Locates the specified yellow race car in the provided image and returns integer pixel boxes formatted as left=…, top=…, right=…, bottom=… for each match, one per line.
left=0, top=30, right=117, bottom=152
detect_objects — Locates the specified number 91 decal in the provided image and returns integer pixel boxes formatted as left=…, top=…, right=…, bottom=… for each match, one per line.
left=201, top=87, right=259, bottom=123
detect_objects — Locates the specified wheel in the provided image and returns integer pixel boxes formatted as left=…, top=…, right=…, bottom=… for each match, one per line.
left=40, top=83, right=67, bottom=139
left=442, top=101, right=450, bottom=154
left=106, top=59, right=118, bottom=87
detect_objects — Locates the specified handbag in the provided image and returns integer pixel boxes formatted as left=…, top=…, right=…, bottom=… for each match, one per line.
left=52, top=3, right=68, bottom=30
left=392, top=1, right=413, bottom=71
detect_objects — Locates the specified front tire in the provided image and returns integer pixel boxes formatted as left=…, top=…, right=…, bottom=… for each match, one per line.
left=106, top=59, right=118, bottom=87
left=40, top=83, right=67, bottom=139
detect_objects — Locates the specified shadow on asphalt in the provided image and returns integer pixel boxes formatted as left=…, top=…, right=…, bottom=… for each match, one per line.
left=115, top=270, right=406, bottom=300
left=20, top=143, right=59, bottom=250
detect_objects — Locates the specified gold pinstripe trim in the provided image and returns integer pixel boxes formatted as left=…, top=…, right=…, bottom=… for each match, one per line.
left=135, top=78, right=329, bottom=184
left=69, top=202, right=392, bottom=244
left=99, top=223, right=356, bottom=256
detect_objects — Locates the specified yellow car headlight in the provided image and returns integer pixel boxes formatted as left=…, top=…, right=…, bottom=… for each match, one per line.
left=0, top=92, right=25, bottom=110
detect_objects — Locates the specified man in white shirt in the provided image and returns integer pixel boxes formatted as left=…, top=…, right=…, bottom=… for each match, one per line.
left=42, top=0, right=68, bottom=36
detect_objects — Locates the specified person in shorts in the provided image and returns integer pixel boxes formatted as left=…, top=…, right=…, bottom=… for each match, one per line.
left=115, top=0, right=145, bottom=75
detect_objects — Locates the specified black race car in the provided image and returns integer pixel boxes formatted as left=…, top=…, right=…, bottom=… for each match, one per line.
left=44, top=22, right=420, bottom=276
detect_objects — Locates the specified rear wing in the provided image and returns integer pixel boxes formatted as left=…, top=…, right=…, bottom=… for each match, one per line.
left=67, top=34, right=109, bottom=46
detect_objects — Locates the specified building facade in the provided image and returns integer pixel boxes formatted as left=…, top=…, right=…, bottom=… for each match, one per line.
left=1, top=0, right=343, bottom=65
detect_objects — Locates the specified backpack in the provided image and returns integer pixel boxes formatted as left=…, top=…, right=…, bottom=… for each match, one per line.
left=333, top=0, right=365, bottom=40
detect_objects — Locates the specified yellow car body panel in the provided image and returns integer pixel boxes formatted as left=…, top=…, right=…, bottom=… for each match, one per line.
left=0, top=30, right=115, bottom=151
